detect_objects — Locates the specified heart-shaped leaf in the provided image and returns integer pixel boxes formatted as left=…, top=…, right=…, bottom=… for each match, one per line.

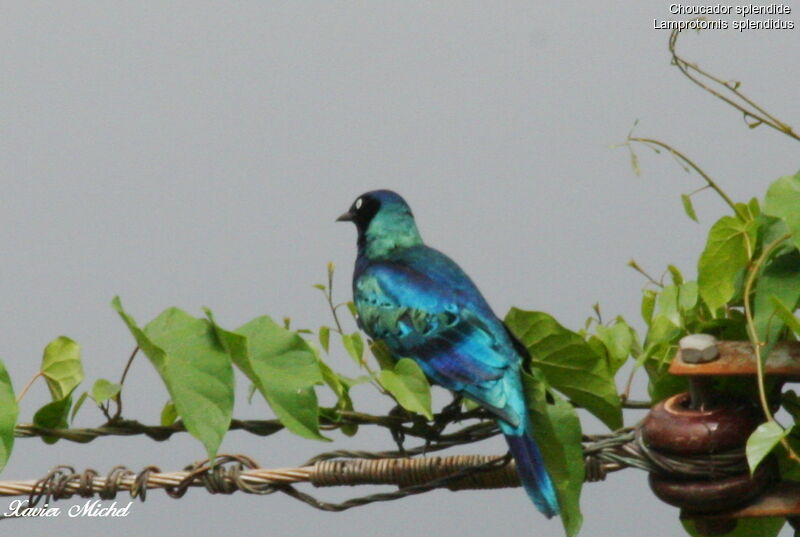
left=113, top=298, right=234, bottom=460
left=379, top=358, right=433, bottom=420
left=41, top=336, right=84, bottom=401
left=505, top=309, right=622, bottom=429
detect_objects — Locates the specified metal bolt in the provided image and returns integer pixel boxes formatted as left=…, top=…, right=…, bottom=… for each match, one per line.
left=679, top=334, right=720, bottom=364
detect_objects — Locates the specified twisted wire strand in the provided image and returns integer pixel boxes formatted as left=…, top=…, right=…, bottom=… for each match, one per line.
left=0, top=453, right=516, bottom=517
left=283, top=454, right=514, bottom=512
left=13, top=403, right=655, bottom=446
left=12, top=408, right=493, bottom=444
left=0, top=422, right=750, bottom=517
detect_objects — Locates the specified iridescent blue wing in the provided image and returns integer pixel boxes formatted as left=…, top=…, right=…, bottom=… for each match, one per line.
left=355, top=252, right=523, bottom=427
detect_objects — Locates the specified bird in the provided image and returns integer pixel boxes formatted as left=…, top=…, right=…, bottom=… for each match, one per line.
left=337, top=189, right=559, bottom=518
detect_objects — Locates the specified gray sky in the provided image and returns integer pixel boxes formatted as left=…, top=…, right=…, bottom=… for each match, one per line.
left=2, top=2, right=798, bottom=536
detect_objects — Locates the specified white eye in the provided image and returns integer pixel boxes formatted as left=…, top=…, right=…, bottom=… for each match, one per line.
left=355, top=198, right=363, bottom=210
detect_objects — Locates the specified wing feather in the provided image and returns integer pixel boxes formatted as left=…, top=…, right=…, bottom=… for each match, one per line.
left=355, top=253, right=523, bottom=426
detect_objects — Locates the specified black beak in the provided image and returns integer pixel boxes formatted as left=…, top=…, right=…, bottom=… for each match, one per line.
left=336, top=212, right=354, bottom=222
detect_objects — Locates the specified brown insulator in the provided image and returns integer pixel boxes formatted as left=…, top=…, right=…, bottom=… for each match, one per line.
left=649, top=463, right=772, bottom=513
left=642, top=392, right=760, bottom=455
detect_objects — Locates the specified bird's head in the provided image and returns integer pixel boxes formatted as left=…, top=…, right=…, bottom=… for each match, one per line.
left=337, top=190, right=422, bottom=257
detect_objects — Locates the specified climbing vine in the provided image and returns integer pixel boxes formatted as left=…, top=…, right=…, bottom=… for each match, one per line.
left=0, top=28, right=797, bottom=537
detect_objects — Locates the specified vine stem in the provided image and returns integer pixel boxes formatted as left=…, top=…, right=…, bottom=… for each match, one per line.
left=627, top=137, right=739, bottom=216
left=743, top=232, right=800, bottom=462
left=323, top=263, right=387, bottom=396
left=669, top=28, right=798, bottom=142
left=627, top=259, right=663, bottom=288
left=325, top=263, right=346, bottom=336
left=15, top=371, right=43, bottom=403
left=112, top=346, right=139, bottom=420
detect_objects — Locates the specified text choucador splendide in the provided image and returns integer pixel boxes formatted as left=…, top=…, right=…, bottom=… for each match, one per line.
left=654, top=3, right=795, bottom=30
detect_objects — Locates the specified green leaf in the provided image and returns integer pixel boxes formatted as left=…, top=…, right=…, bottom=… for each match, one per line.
left=33, top=395, right=72, bottom=444
left=91, top=379, right=121, bottom=404
left=746, top=421, right=788, bottom=473
left=763, top=171, right=800, bottom=250
left=735, top=199, right=759, bottom=222
left=0, top=360, right=18, bottom=471
left=209, top=312, right=328, bottom=441
left=641, top=314, right=685, bottom=401
left=342, top=332, right=365, bottom=365
left=748, top=197, right=761, bottom=218
left=644, top=314, right=681, bottom=349
left=505, top=308, right=622, bottom=430
left=682, top=517, right=784, bottom=537
left=379, top=358, right=433, bottom=420
left=778, top=433, right=800, bottom=482
left=641, top=289, right=657, bottom=326
left=680, top=194, right=699, bottom=222
left=369, top=340, right=396, bottom=370
left=340, top=375, right=371, bottom=388
left=591, top=302, right=601, bottom=322
left=319, top=326, right=331, bottom=353
left=781, top=390, right=800, bottom=423
left=754, top=250, right=800, bottom=344
left=586, top=335, right=607, bottom=367
left=462, top=398, right=480, bottom=412
left=594, top=320, right=633, bottom=375
left=522, top=369, right=583, bottom=537
left=41, top=336, right=84, bottom=401
left=70, top=391, right=88, bottom=423
left=113, top=298, right=234, bottom=459
left=629, top=146, right=640, bottom=176
left=678, top=281, right=699, bottom=312
left=160, top=400, right=177, bottom=426
left=667, top=264, right=684, bottom=285
left=698, top=215, right=758, bottom=313
left=758, top=214, right=792, bottom=250
left=318, top=360, right=357, bottom=436
left=771, top=296, right=800, bottom=335
left=657, top=285, right=680, bottom=326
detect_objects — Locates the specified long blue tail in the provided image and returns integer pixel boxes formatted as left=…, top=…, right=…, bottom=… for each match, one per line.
left=502, top=422, right=560, bottom=518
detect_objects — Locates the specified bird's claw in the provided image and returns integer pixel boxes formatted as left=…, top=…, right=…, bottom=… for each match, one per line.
left=388, top=404, right=408, bottom=454
left=433, top=394, right=464, bottom=433
left=442, top=394, right=464, bottom=419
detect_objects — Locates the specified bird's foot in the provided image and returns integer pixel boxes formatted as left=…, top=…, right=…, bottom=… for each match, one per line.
left=420, top=395, right=465, bottom=456
left=442, top=394, right=465, bottom=419
left=432, top=394, right=464, bottom=434
left=388, top=404, right=408, bottom=454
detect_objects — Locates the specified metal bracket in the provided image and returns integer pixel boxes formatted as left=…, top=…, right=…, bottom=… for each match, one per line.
left=664, top=337, right=800, bottom=528
left=670, top=340, right=800, bottom=378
